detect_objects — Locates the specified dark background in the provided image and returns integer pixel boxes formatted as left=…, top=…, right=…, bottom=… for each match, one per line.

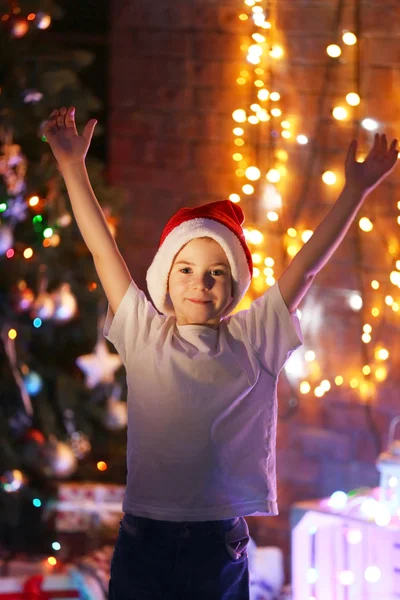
left=50, top=0, right=110, bottom=162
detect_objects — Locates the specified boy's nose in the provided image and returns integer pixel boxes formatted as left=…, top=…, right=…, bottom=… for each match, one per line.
left=193, top=273, right=213, bottom=289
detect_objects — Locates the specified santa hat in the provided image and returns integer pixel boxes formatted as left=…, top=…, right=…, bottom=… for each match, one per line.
left=146, top=199, right=253, bottom=317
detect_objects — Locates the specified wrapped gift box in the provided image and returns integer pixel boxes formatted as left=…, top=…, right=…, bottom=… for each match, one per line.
left=291, top=488, right=400, bottom=600
left=54, top=482, right=124, bottom=532
left=0, top=574, right=80, bottom=599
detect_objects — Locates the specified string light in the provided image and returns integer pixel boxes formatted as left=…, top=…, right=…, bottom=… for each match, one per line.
left=326, top=44, right=341, bottom=57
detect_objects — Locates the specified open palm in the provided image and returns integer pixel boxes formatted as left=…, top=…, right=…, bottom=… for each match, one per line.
left=43, top=107, right=97, bottom=166
left=345, top=133, right=398, bottom=193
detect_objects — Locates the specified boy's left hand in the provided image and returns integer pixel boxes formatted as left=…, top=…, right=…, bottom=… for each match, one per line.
left=345, top=133, right=398, bottom=195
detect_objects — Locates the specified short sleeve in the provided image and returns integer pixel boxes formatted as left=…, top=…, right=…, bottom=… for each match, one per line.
left=103, top=280, right=163, bottom=365
left=231, top=281, right=303, bottom=376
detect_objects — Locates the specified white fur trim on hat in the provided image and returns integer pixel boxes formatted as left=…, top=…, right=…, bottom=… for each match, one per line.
left=146, top=218, right=251, bottom=317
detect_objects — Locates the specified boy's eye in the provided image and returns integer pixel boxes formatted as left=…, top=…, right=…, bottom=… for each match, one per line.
left=179, top=268, right=226, bottom=276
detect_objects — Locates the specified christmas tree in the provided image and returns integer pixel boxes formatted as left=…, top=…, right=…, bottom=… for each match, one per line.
left=0, top=1, right=127, bottom=555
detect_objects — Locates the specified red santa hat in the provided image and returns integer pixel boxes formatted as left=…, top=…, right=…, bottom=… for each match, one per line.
left=146, top=199, right=253, bottom=316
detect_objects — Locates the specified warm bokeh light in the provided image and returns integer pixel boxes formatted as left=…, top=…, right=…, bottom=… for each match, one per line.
left=332, top=106, right=348, bottom=120
left=327, top=44, right=341, bottom=57
left=346, top=92, right=361, bottom=106
left=266, top=168, right=281, bottom=183
left=322, top=171, right=337, bottom=185
left=232, top=109, right=247, bottom=123
left=342, top=31, right=357, bottom=45
left=245, top=166, right=261, bottom=181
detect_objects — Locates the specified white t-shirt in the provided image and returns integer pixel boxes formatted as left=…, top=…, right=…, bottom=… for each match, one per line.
left=104, top=280, right=303, bottom=521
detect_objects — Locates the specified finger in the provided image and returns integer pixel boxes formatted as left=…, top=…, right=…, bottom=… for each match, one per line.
left=56, top=107, right=67, bottom=129
left=82, top=119, right=97, bottom=144
left=369, top=133, right=379, bottom=155
left=380, top=134, right=388, bottom=157
left=345, top=139, right=357, bottom=164
left=387, top=139, right=399, bottom=168
left=65, top=106, right=78, bottom=135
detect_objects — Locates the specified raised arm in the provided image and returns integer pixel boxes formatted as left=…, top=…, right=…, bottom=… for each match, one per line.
left=44, top=107, right=132, bottom=315
left=278, top=134, right=398, bottom=313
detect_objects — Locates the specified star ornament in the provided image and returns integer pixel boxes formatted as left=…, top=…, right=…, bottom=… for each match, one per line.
left=76, top=338, right=122, bottom=389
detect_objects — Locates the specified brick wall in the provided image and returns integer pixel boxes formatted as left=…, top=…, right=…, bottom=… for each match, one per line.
left=109, top=0, right=400, bottom=579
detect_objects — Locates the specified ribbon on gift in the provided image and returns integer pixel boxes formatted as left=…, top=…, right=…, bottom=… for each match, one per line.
left=3, top=574, right=80, bottom=600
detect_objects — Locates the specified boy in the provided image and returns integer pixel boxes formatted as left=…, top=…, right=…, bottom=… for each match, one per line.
left=44, top=107, right=397, bottom=599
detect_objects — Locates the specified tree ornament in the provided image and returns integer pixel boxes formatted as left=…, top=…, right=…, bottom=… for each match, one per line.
left=45, top=435, right=78, bottom=478
left=31, top=265, right=55, bottom=320
left=11, top=280, right=35, bottom=313
left=3, top=195, right=28, bottom=222
left=104, top=383, right=128, bottom=430
left=0, top=223, right=13, bottom=254
left=0, top=469, right=27, bottom=493
left=22, top=368, right=43, bottom=396
left=63, top=409, right=91, bottom=460
left=51, top=282, right=78, bottom=323
left=76, top=313, right=122, bottom=388
left=31, top=291, right=55, bottom=320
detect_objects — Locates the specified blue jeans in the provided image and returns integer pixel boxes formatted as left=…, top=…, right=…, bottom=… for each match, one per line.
left=109, top=514, right=250, bottom=599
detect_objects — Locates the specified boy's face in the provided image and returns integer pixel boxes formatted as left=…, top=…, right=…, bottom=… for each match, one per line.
left=167, top=237, right=233, bottom=329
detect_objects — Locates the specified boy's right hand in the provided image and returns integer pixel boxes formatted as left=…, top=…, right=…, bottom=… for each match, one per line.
left=43, top=107, right=97, bottom=167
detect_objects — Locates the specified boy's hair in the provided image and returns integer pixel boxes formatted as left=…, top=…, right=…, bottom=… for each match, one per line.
left=146, top=200, right=253, bottom=316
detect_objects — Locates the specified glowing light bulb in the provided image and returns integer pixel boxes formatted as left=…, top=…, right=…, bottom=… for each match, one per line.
left=362, top=118, right=379, bottom=131
left=346, top=528, right=363, bottom=544
left=232, top=109, right=247, bottom=123
left=245, top=166, right=261, bottom=181
left=297, top=135, right=308, bottom=145
left=229, top=194, right=240, bottom=203
left=248, top=44, right=263, bottom=56
left=327, top=44, right=341, bottom=57
left=300, top=381, right=311, bottom=394
left=322, top=171, right=336, bottom=185
left=266, top=169, right=281, bottom=183
left=332, top=106, right=348, bottom=120
left=375, top=348, right=389, bottom=360
left=242, top=184, right=254, bottom=195
left=348, top=293, right=362, bottom=311
left=338, top=570, right=355, bottom=586
left=252, top=33, right=266, bottom=43
left=343, top=31, right=357, bottom=45
left=364, top=566, right=381, bottom=583
left=374, top=503, right=391, bottom=526
left=269, top=45, right=284, bottom=59
left=257, top=89, right=269, bottom=101
left=346, top=92, right=360, bottom=106
left=269, top=92, right=280, bottom=101
left=359, top=217, right=373, bottom=231
left=28, top=195, right=39, bottom=206
left=307, top=568, right=318, bottom=584
left=271, top=108, right=282, bottom=117
left=329, top=490, right=348, bottom=509
left=301, top=230, right=313, bottom=243
left=247, top=230, right=264, bottom=244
